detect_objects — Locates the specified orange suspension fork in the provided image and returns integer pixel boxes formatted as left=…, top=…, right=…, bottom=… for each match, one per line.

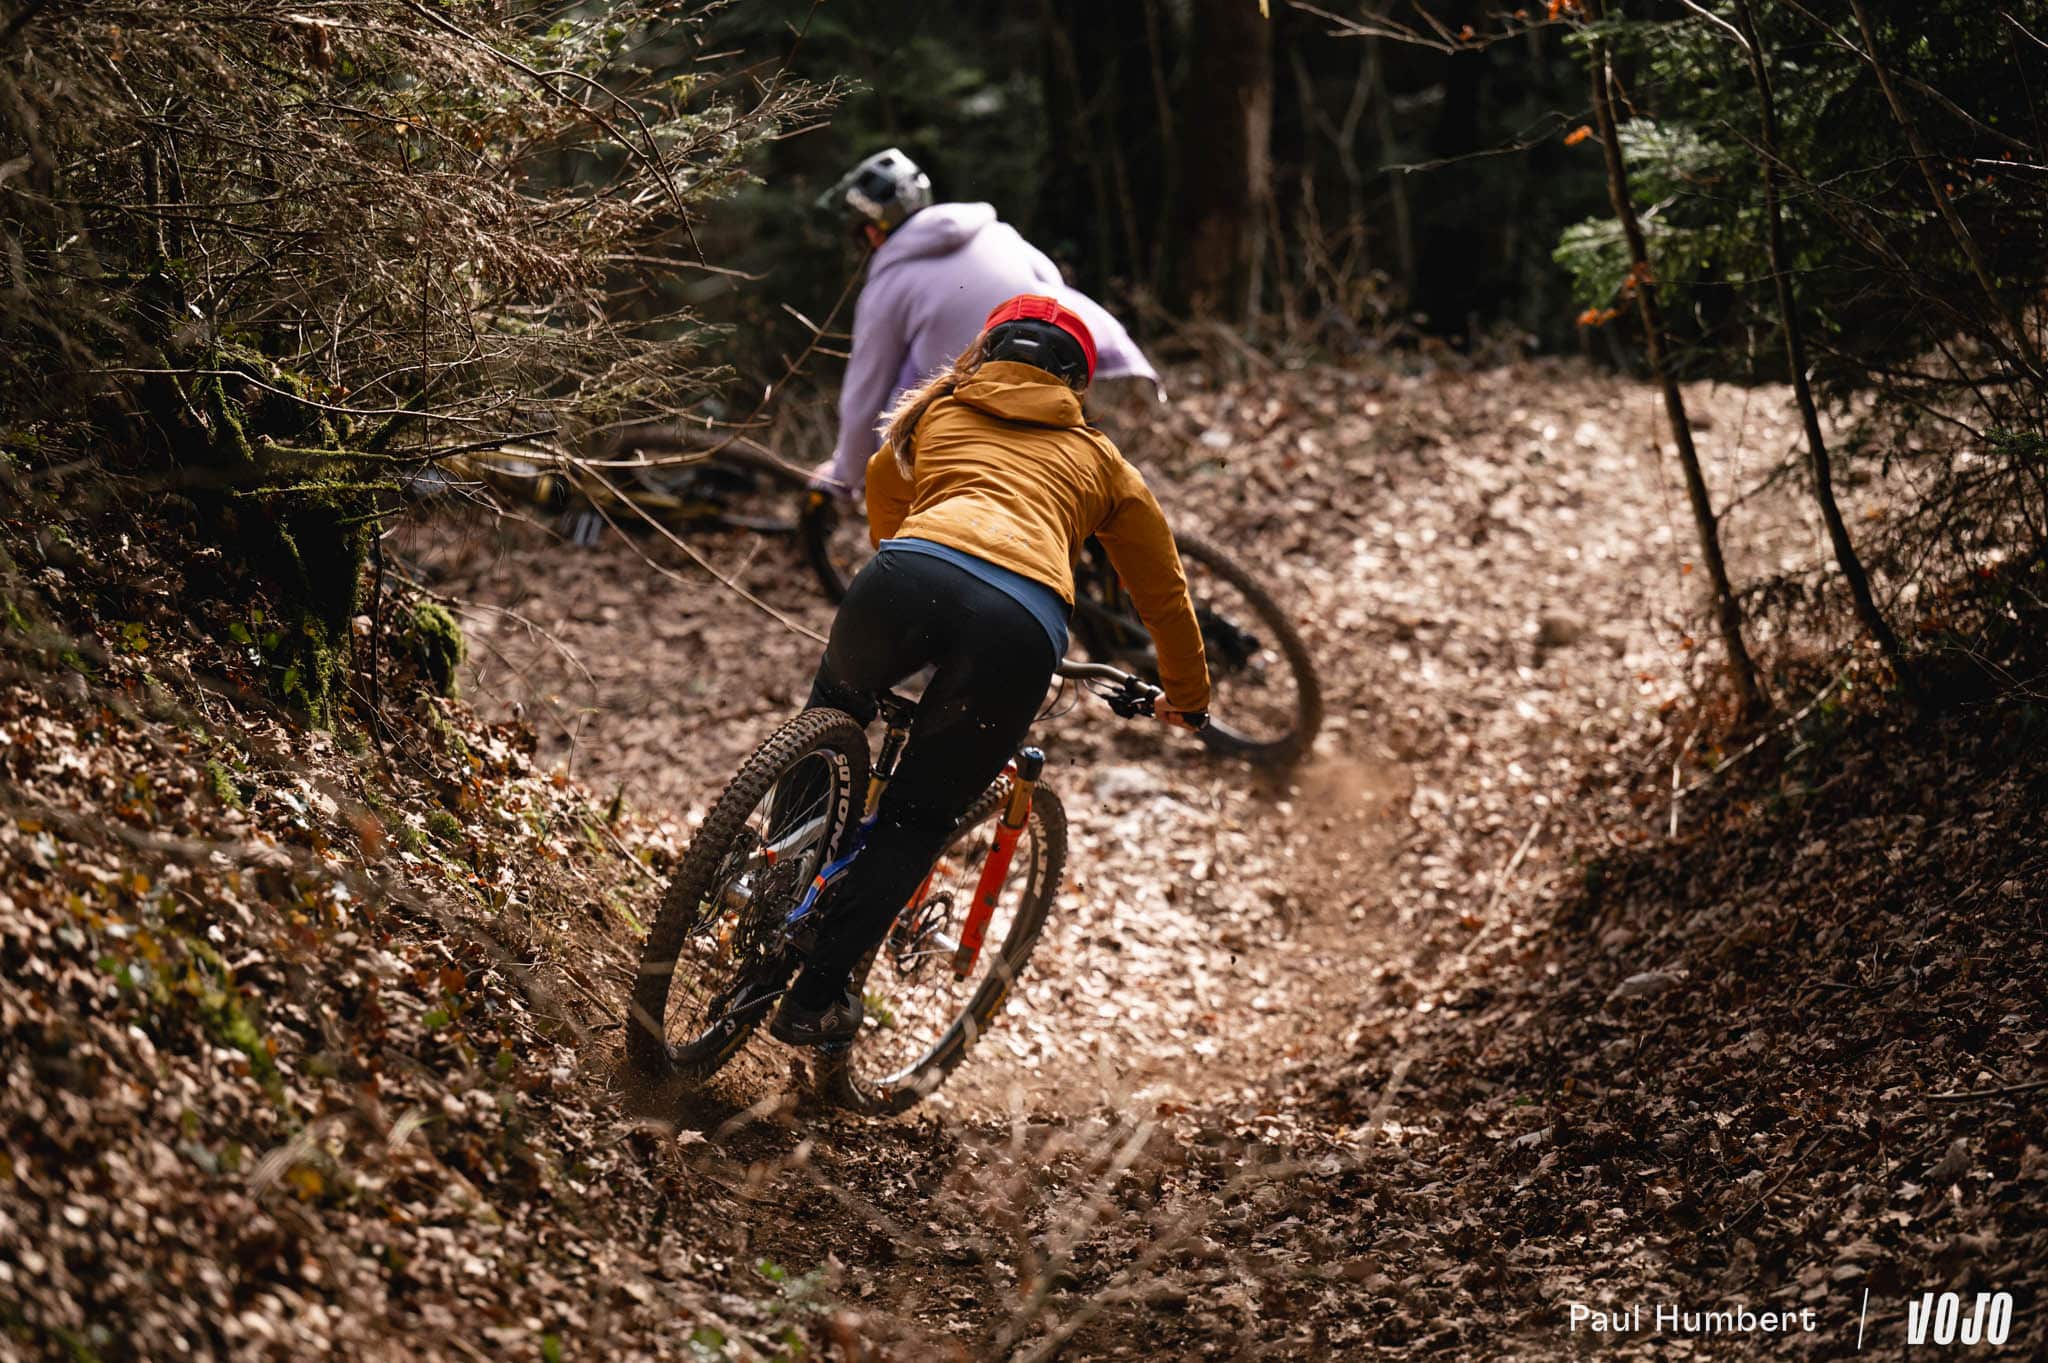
left=952, top=748, right=1043, bottom=978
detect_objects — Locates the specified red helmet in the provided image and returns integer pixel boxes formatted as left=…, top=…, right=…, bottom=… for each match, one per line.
left=982, top=294, right=1097, bottom=383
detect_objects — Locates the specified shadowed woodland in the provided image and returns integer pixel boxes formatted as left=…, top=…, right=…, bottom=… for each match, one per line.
left=2, top=1, right=2045, bottom=1359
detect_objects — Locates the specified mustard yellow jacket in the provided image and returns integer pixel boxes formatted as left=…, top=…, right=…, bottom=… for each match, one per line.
left=865, top=361, right=1211, bottom=712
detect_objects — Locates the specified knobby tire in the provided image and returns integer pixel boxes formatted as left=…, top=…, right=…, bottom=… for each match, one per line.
left=821, top=785, right=1068, bottom=1116
left=627, top=709, right=870, bottom=1080
left=1174, top=530, right=1324, bottom=767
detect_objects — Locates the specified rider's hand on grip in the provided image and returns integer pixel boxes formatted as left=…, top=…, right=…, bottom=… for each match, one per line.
left=807, top=458, right=855, bottom=500
left=1156, top=707, right=1208, bottom=734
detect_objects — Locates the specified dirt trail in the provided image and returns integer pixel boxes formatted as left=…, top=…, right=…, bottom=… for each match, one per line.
left=407, top=360, right=1811, bottom=1111
left=402, top=357, right=1839, bottom=1353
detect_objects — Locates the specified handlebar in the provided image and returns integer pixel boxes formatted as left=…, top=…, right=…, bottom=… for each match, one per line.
left=1055, top=660, right=1152, bottom=688
left=1055, top=660, right=1206, bottom=730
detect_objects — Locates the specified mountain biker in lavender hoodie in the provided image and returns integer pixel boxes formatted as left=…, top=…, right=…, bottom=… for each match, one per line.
left=811, top=148, right=1162, bottom=498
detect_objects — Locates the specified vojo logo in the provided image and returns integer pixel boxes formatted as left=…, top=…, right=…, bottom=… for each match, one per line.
left=1904, top=1292, right=2014, bottom=1348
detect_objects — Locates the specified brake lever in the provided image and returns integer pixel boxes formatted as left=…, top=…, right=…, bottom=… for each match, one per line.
left=1103, top=678, right=1164, bottom=720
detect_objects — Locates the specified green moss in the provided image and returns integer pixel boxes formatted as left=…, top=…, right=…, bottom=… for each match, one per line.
left=262, top=504, right=369, bottom=726
left=43, top=1323, right=105, bottom=1363
left=394, top=822, right=427, bottom=854
left=0, top=542, right=41, bottom=647
left=424, top=700, right=470, bottom=758
left=209, top=998, right=285, bottom=1105
left=1988, top=429, right=2045, bottom=467
left=177, top=348, right=373, bottom=726
left=183, top=937, right=286, bottom=1107
left=200, top=372, right=255, bottom=465
left=204, top=760, right=244, bottom=809
left=426, top=809, right=464, bottom=844
left=404, top=601, right=468, bottom=697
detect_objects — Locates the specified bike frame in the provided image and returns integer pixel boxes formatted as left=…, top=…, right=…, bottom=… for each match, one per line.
left=773, top=694, right=1044, bottom=981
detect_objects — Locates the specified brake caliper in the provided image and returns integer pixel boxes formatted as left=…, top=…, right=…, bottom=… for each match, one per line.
left=1197, top=607, right=1262, bottom=675
left=889, top=892, right=956, bottom=975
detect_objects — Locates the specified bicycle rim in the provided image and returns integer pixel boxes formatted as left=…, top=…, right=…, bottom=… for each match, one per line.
left=824, top=784, right=1066, bottom=1115
left=628, top=709, right=870, bottom=1080
left=623, top=447, right=806, bottom=533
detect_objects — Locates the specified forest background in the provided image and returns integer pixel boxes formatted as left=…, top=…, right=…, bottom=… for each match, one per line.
left=7, top=0, right=2043, bottom=700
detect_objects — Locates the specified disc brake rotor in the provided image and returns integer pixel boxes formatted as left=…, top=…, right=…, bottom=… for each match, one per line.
left=699, top=831, right=809, bottom=958
left=888, top=892, right=957, bottom=977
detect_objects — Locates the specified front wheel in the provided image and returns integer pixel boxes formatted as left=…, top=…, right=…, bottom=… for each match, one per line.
left=1074, top=531, right=1324, bottom=767
left=627, top=709, right=870, bottom=1080
left=799, top=490, right=868, bottom=604
left=821, top=782, right=1067, bottom=1115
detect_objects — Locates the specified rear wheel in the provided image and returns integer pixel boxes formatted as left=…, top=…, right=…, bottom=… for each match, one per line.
left=619, top=444, right=810, bottom=534
left=821, top=782, right=1067, bottom=1115
left=1074, top=530, right=1323, bottom=766
left=627, top=709, right=870, bottom=1080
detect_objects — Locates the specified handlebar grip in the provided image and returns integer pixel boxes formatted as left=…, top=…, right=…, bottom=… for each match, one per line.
left=1105, top=679, right=1163, bottom=719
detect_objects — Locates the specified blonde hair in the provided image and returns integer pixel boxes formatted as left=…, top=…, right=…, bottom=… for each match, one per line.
left=880, top=326, right=1094, bottom=475
left=880, top=333, right=987, bottom=477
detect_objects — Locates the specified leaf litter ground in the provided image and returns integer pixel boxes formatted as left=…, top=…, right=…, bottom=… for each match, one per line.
left=4, top=356, right=2041, bottom=1360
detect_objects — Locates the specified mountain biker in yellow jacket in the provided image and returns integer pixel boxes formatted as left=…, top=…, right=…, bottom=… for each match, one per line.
left=770, top=294, right=1210, bottom=1046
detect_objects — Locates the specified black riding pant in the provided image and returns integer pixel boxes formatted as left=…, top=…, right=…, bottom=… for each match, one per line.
left=791, top=548, right=1058, bottom=1006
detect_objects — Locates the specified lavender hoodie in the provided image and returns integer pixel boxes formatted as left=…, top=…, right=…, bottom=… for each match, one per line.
left=827, top=203, right=1161, bottom=490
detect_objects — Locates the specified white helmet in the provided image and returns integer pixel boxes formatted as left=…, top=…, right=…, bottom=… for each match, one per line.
left=819, top=147, right=932, bottom=235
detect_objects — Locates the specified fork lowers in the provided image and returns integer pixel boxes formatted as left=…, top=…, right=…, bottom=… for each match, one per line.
left=951, top=748, right=1043, bottom=978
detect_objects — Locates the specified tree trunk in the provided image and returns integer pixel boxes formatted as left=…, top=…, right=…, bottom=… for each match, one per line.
left=1585, top=19, right=1768, bottom=719
left=1175, top=0, right=1273, bottom=318
left=1730, top=0, right=1915, bottom=702
left=1411, top=0, right=1486, bottom=337
left=1036, top=0, right=1163, bottom=297
left=1845, top=0, right=2046, bottom=386
left=1368, top=37, right=1418, bottom=304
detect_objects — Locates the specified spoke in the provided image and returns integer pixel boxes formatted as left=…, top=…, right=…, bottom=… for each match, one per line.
left=656, top=755, right=845, bottom=1057
left=764, top=811, right=828, bottom=861
left=843, top=806, right=1039, bottom=1088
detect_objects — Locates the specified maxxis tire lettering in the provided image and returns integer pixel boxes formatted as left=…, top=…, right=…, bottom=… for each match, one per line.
left=626, top=709, right=869, bottom=1080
